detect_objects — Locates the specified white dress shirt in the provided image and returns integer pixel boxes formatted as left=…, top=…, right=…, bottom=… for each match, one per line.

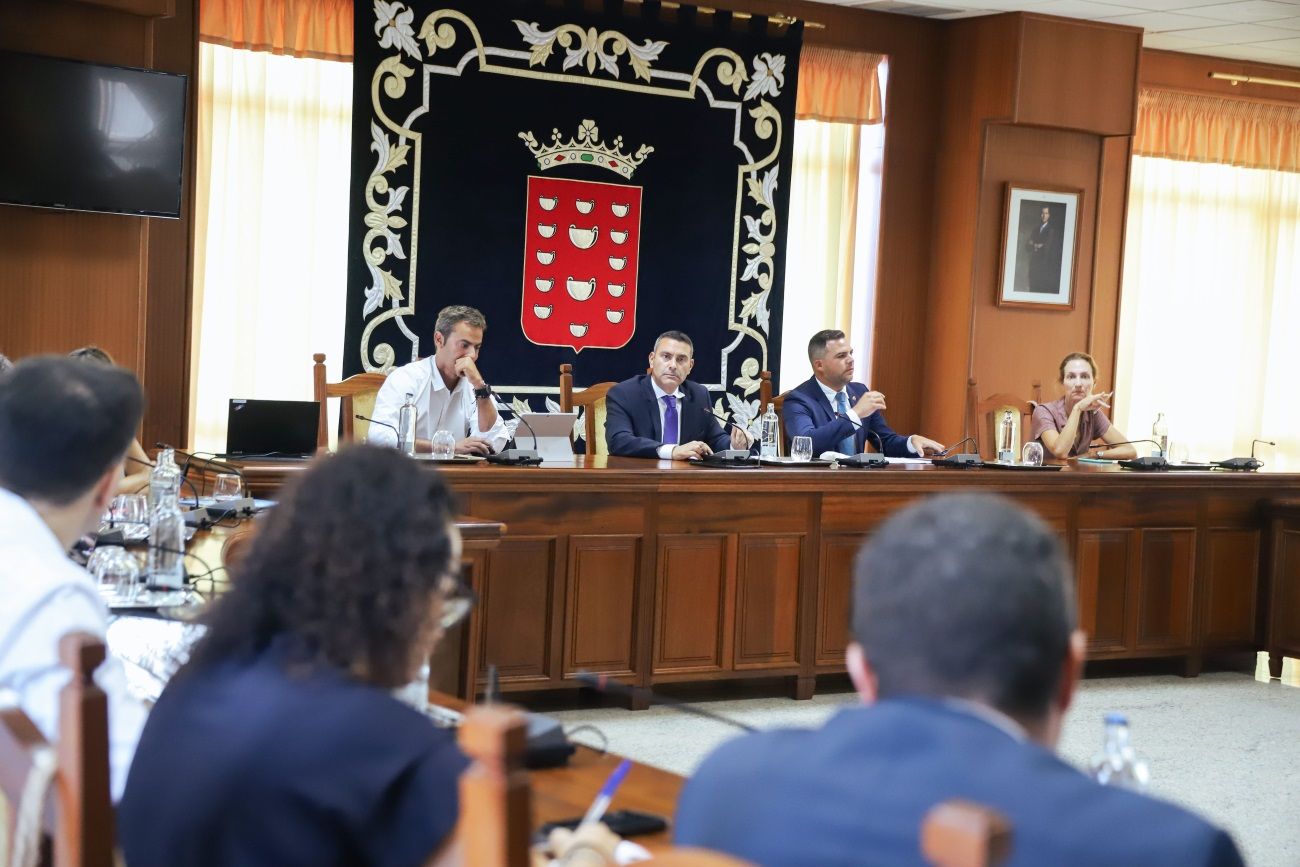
left=651, top=379, right=686, bottom=460
left=816, top=379, right=919, bottom=455
left=0, top=487, right=147, bottom=801
left=367, top=357, right=510, bottom=453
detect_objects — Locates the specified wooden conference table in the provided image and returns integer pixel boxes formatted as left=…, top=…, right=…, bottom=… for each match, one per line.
left=231, top=455, right=1300, bottom=703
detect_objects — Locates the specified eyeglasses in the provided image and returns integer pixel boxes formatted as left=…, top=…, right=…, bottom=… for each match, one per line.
left=436, top=568, right=477, bottom=630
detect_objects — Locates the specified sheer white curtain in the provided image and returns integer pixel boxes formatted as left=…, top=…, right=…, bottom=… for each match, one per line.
left=779, top=115, right=887, bottom=389
left=189, top=42, right=353, bottom=453
left=1116, top=156, right=1300, bottom=469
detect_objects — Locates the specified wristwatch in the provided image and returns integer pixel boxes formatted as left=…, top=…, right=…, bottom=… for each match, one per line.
left=473, top=383, right=492, bottom=400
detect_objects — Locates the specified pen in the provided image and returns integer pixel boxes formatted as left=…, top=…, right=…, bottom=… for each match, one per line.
left=577, top=758, right=632, bottom=831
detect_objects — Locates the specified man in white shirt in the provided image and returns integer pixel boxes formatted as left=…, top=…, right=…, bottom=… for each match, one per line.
left=0, top=356, right=150, bottom=800
left=367, top=305, right=510, bottom=455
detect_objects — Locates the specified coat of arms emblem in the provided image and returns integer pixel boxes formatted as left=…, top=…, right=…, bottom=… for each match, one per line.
left=519, top=121, right=652, bottom=352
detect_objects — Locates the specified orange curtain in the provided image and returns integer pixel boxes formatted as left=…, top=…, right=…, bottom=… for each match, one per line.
left=796, top=47, right=884, bottom=125
left=1135, top=88, right=1300, bottom=174
left=200, top=0, right=353, bottom=62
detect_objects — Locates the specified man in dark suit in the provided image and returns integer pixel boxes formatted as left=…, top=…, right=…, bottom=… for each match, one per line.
left=783, top=329, right=944, bottom=457
left=675, top=494, right=1244, bottom=867
left=1026, top=205, right=1062, bottom=293
left=605, top=330, right=754, bottom=460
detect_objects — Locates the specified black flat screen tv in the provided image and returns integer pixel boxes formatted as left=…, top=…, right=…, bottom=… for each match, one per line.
left=0, top=51, right=188, bottom=218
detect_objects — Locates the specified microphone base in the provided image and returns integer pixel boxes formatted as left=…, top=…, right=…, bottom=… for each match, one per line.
left=1215, top=457, right=1263, bottom=471
left=715, top=449, right=754, bottom=460
left=932, top=454, right=984, bottom=468
left=205, top=497, right=257, bottom=519
left=1119, top=456, right=1170, bottom=471
left=486, top=449, right=543, bottom=466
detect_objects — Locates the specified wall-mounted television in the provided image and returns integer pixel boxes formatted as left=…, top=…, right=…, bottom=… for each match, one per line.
left=0, top=51, right=188, bottom=219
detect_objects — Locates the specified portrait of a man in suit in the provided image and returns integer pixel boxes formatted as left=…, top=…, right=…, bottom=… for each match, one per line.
left=1018, top=200, right=1066, bottom=294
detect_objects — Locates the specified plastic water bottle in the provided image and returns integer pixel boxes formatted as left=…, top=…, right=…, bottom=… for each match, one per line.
left=760, top=404, right=779, bottom=457
left=148, top=447, right=182, bottom=510
left=397, top=392, right=417, bottom=456
left=147, top=482, right=185, bottom=590
left=1152, top=413, right=1168, bottom=458
left=1088, top=713, right=1150, bottom=791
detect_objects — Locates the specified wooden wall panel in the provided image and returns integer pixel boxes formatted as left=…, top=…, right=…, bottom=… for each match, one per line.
left=734, top=534, right=802, bottom=668
left=653, top=534, right=731, bottom=674
left=0, top=0, right=198, bottom=448
left=1076, top=529, right=1131, bottom=653
left=1135, top=528, right=1195, bottom=650
left=1017, top=17, right=1140, bottom=135
left=1268, top=526, right=1300, bottom=656
left=969, top=125, right=1101, bottom=407
left=1141, top=49, right=1300, bottom=106
left=816, top=534, right=860, bottom=666
left=564, top=535, right=641, bottom=677
left=1204, top=529, right=1260, bottom=646
left=479, top=536, right=558, bottom=684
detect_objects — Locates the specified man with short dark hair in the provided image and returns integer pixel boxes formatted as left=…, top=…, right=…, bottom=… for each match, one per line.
left=368, top=304, right=509, bottom=455
left=605, top=330, right=754, bottom=460
left=676, top=494, right=1244, bottom=866
left=782, top=329, right=943, bottom=457
left=0, top=356, right=150, bottom=800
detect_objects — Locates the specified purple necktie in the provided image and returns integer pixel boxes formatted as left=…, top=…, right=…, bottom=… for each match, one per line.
left=662, top=394, right=679, bottom=445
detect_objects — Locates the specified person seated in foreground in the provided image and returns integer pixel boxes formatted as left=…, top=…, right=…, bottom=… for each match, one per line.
left=1030, top=351, right=1137, bottom=460
left=367, top=304, right=510, bottom=456
left=119, top=446, right=469, bottom=867
left=68, top=345, right=153, bottom=493
left=783, top=330, right=944, bottom=458
left=605, top=329, right=755, bottom=460
left=675, top=493, right=1243, bottom=866
left=0, top=356, right=149, bottom=800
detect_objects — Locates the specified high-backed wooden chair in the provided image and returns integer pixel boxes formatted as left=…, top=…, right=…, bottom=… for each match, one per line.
left=966, top=378, right=1042, bottom=461
left=921, top=800, right=1013, bottom=867
left=0, top=633, right=114, bottom=867
left=757, top=371, right=789, bottom=455
left=312, top=353, right=389, bottom=449
left=558, top=364, right=617, bottom=457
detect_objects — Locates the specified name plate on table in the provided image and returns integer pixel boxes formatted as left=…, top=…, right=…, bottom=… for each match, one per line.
left=518, top=412, right=580, bottom=463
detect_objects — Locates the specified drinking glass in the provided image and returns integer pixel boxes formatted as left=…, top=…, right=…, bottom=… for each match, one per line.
left=1021, top=442, right=1044, bottom=467
left=107, top=493, right=148, bottom=540
left=212, top=473, right=242, bottom=501
left=92, top=546, right=142, bottom=603
left=430, top=429, right=457, bottom=460
left=791, top=436, right=814, bottom=463
left=1168, top=441, right=1189, bottom=464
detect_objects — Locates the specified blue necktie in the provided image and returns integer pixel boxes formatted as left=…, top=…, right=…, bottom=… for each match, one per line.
left=662, top=394, right=679, bottom=445
left=835, top=391, right=856, bottom=455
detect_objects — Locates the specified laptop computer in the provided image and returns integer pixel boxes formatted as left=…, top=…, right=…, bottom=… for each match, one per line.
left=225, top=399, right=319, bottom=459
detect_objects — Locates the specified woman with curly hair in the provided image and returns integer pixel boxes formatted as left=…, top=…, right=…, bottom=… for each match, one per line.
left=119, top=446, right=469, bottom=867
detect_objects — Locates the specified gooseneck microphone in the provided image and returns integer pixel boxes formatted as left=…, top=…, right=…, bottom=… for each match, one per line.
left=1091, top=439, right=1167, bottom=470
left=489, top=390, right=540, bottom=455
left=486, top=391, right=541, bottom=465
left=575, top=671, right=757, bottom=733
left=355, top=413, right=398, bottom=439
left=1216, top=438, right=1275, bottom=471
left=932, top=436, right=982, bottom=467
left=158, top=444, right=255, bottom=517
left=700, top=402, right=756, bottom=460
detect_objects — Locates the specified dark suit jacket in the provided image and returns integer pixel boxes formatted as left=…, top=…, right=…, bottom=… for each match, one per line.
left=676, top=698, right=1244, bottom=867
left=782, top=377, right=912, bottom=457
left=605, top=375, right=732, bottom=458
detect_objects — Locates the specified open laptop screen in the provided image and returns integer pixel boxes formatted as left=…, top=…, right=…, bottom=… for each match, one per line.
left=225, top=399, right=319, bottom=458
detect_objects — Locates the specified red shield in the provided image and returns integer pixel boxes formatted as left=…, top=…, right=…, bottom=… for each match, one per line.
left=521, top=175, right=641, bottom=352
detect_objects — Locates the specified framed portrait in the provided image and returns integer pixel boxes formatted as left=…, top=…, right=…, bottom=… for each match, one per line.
left=997, top=185, right=1081, bottom=309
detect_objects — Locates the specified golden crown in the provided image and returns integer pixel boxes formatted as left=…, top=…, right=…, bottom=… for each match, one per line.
left=519, top=120, right=653, bottom=180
